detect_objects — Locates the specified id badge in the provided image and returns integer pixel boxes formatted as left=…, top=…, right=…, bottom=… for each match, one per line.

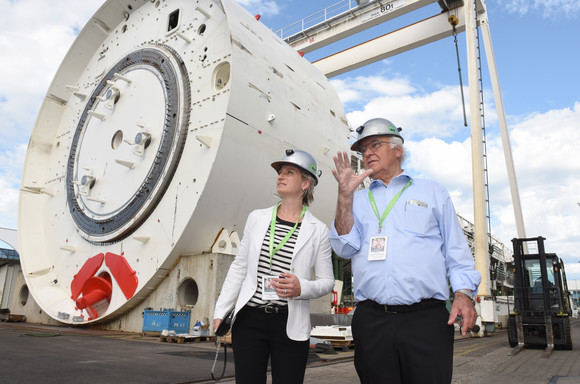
left=262, top=275, right=280, bottom=300
left=368, top=235, right=388, bottom=261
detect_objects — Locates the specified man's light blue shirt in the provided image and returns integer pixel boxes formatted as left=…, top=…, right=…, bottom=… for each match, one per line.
left=330, top=170, right=481, bottom=305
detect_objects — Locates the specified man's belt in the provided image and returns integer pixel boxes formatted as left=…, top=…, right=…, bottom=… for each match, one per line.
left=357, top=298, right=444, bottom=313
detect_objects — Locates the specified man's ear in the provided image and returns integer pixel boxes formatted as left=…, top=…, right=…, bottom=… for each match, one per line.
left=395, top=145, right=403, bottom=159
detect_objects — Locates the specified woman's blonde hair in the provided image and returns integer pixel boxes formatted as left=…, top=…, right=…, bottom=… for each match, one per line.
left=301, top=172, right=316, bottom=206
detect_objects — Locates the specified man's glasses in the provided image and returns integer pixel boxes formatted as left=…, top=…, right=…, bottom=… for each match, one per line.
left=357, top=139, right=392, bottom=156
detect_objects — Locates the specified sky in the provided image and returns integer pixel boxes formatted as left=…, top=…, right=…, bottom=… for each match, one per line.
left=0, top=0, right=579, bottom=279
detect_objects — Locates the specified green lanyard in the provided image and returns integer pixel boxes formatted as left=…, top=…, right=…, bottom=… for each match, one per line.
left=269, top=203, right=307, bottom=267
left=368, top=179, right=412, bottom=233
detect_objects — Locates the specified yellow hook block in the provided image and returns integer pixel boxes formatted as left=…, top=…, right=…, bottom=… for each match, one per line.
left=448, top=14, right=458, bottom=27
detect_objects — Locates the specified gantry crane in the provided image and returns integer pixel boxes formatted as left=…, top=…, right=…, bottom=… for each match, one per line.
left=278, top=0, right=525, bottom=300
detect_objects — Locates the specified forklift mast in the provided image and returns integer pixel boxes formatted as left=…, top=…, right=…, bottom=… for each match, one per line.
left=512, top=237, right=571, bottom=317
left=508, top=236, right=573, bottom=356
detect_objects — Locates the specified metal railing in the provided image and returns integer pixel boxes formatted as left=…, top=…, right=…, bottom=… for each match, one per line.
left=275, top=0, right=362, bottom=40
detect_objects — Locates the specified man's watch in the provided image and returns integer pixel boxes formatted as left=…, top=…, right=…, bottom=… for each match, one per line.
left=455, top=289, right=477, bottom=304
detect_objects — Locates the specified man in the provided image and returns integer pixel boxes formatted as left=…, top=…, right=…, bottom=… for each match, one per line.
left=329, top=118, right=481, bottom=384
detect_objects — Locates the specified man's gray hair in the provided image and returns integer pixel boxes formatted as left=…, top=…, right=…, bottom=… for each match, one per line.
left=389, top=136, right=407, bottom=164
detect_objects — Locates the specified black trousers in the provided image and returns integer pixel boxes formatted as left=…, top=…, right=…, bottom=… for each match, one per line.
left=352, top=299, right=454, bottom=384
left=231, top=305, right=310, bottom=384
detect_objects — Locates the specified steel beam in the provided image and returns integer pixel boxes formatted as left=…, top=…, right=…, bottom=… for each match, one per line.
left=464, top=0, right=490, bottom=296
left=284, top=0, right=437, bottom=54
left=479, top=12, right=527, bottom=240
left=313, top=6, right=466, bottom=78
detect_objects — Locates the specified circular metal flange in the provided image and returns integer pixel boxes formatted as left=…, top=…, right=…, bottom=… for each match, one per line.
left=66, top=45, right=191, bottom=244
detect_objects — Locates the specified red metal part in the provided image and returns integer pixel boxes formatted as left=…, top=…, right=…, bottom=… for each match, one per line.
left=70, top=253, right=104, bottom=300
left=336, top=306, right=354, bottom=314
left=105, top=252, right=138, bottom=299
left=75, top=276, right=112, bottom=320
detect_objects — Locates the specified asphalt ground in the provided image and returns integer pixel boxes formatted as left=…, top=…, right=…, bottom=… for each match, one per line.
left=1, top=319, right=580, bottom=384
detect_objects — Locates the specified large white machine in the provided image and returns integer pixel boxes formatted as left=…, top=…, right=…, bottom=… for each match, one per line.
left=18, top=0, right=349, bottom=325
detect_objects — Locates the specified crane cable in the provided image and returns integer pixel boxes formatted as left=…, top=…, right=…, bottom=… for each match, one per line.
left=448, top=14, right=468, bottom=127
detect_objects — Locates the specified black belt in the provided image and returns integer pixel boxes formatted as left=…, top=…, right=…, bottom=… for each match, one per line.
left=248, top=304, right=288, bottom=314
left=358, top=298, right=444, bottom=313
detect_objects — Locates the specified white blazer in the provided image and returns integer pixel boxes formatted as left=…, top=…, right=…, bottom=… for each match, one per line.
left=213, top=205, right=335, bottom=341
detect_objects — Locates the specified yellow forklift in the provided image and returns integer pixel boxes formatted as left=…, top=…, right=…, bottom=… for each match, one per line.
left=508, top=237, right=573, bottom=357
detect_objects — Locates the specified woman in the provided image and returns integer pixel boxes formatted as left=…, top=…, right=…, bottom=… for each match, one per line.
left=213, top=149, right=335, bottom=384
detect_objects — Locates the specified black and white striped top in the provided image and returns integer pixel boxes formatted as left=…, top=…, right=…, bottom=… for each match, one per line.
left=247, top=216, right=301, bottom=308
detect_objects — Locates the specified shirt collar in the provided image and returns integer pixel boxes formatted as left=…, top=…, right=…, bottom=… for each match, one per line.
left=369, top=169, right=413, bottom=189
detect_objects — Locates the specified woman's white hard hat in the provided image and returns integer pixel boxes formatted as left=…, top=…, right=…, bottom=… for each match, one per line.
left=271, top=149, right=321, bottom=185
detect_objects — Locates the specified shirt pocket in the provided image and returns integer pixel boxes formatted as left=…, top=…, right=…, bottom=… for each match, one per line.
left=403, top=204, right=437, bottom=236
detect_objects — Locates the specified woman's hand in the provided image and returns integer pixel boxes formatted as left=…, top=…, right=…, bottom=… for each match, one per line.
left=213, top=318, right=222, bottom=333
left=272, top=273, right=301, bottom=298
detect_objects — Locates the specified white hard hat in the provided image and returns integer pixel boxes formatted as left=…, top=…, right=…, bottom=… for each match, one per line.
left=350, top=118, right=404, bottom=151
left=271, top=149, right=321, bottom=185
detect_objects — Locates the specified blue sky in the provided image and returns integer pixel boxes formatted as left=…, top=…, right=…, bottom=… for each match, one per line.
left=1, top=0, right=579, bottom=279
